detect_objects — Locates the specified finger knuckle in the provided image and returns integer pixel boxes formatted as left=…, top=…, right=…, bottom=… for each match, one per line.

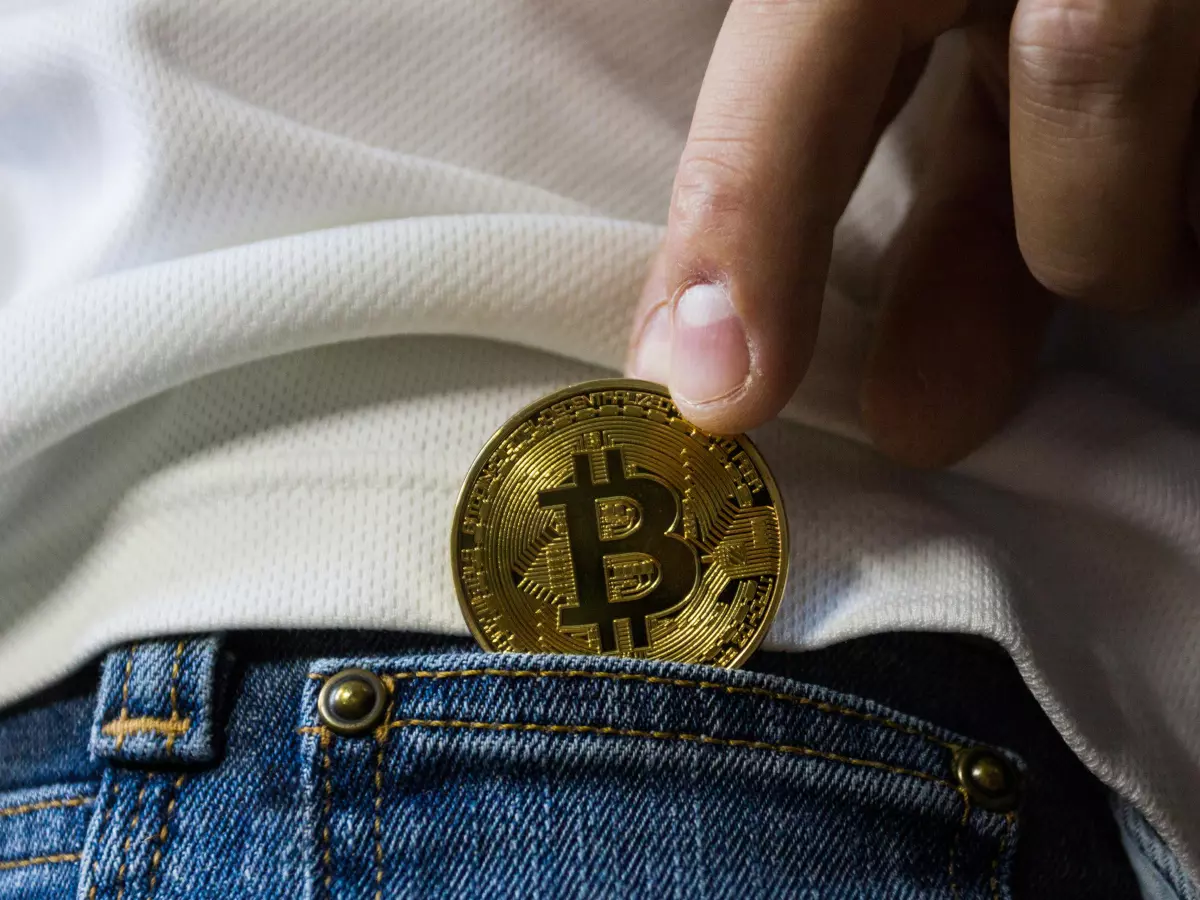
left=670, top=145, right=760, bottom=235
left=1011, top=0, right=1168, bottom=96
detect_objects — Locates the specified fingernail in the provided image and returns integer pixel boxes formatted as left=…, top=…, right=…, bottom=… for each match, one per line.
left=670, top=282, right=750, bottom=404
left=629, top=304, right=672, bottom=385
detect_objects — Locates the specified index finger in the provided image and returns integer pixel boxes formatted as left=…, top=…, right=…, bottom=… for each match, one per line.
left=631, top=0, right=964, bottom=432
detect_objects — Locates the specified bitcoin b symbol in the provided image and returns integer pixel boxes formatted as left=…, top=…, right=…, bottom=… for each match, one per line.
left=538, top=447, right=699, bottom=652
left=452, top=379, right=788, bottom=668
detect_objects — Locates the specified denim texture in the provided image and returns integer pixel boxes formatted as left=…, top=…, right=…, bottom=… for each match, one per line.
left=299, top=653, right=1016, bottom=899
left=747, top=634, right=1151, bottom=897
left=1115, top=797, right=1199, bottom=900
left=0, top=680, right=98, bottom=795
left=0, top=631, right=1146, bottom=899
left=90, top=638, right=222, bottom=765
left=0, top=783, right=95, bottom=899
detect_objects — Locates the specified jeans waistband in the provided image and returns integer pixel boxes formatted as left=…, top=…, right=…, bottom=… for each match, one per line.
left=90, top=638, right=223, bottom=766
left=0, top=631, right=1150, bottom=899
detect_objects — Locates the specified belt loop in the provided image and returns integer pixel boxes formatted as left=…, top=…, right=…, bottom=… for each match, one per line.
left=89, top=636, right=224, bottom=765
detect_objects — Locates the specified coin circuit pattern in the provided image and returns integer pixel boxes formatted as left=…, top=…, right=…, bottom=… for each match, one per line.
left=452, top=380, right=788, bottom=668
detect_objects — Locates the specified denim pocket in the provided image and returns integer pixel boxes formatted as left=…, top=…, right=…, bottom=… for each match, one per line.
left=0, top=782, right=97, bottom=900
left=300, top=652, right=1020, bottom=900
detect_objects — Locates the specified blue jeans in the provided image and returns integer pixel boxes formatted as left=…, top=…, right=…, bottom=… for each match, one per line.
left=0, top=632, right=1149, bottom=898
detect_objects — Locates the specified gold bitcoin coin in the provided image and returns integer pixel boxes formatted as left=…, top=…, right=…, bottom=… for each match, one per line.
left=451, top=379, right=788, bottom=669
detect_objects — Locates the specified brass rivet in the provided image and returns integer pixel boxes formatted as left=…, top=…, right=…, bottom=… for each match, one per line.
left=317, top=669, right=389, bottom=736
left=954, top=747, right=1021, bottom=812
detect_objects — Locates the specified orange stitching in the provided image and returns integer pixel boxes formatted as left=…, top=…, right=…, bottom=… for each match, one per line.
left=106, top=641, right=191, bottom=751
left=101, top=716, right=191, bottom=738
left=949, top=787, right=970, bottom=899
left=88, top=781, right=117, bottom=899
left=373, top=676, right=396, bottom=900
left=166, top=641, right=186, bottom=753
left=0, top=795, right=94, bottom=819
left=373, top=744, right=385, bottom=900
left=375, top=718, right=956, bottom=789
left=0, top=852, right=81, bottom=871
left=114, top=643, right=139, bottom=750
left=116, top=780, right=148, bottom=900
left=377, top=669, right=961, bottom=751
left=148, top=774, right=185, bottom=897
left=991, top=812, right=1015, bottom=899
left=296, top=717, right=950, bottom=788
left=321, top=730, right=333, bottom=895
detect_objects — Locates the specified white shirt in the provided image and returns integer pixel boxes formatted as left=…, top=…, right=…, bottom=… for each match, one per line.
left=2, top=0, right=1198, bottom=882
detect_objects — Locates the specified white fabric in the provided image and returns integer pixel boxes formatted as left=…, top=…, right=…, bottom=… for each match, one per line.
left=2, top=0, right=1199, bottom=880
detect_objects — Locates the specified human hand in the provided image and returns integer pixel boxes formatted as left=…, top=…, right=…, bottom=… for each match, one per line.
left=626, top=0, right=1200, bottom=466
